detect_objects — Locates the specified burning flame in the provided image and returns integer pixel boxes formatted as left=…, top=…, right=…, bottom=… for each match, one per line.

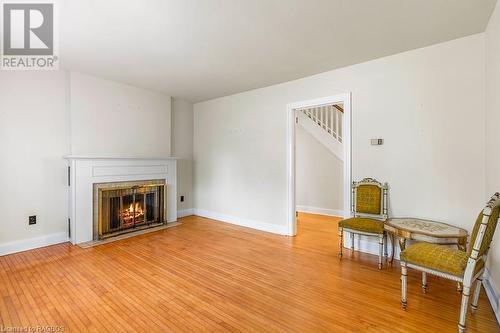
left=128, top=202, right=143, bottom=215
left=121, top=201, right=144, bottom=226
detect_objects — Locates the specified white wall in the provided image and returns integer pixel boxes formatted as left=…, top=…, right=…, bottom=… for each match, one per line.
left=485, top=1, right=500, bottom=302
left=296, top=125, right=343, bottom=215
left=172, top=98, right=194, bottom=213
left=0, top=72, right=70, bottom=246
left=70, top=72, right=172, bottom=157
left=194, top=34, right=485, bottom=235
left=0, top=71, right=178, bottom=253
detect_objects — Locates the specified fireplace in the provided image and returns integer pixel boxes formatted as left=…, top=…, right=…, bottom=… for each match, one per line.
left=93, top=180, right=166, bottom=240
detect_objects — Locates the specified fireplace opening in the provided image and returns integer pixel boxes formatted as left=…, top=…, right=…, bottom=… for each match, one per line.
left=93, top=180, right=166, bottom=240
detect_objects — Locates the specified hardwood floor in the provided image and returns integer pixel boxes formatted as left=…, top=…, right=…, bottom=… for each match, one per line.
left=0, top=213, right=498, bottom=332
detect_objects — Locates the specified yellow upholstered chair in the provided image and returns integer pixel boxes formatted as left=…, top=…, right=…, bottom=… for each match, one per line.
left=400, top=192, right=500, bottom=333
left=338, top=178, right=389, bottom=269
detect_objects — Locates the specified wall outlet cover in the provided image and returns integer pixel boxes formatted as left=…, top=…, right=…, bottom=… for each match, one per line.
left=370, top=138, right=384, bottom=145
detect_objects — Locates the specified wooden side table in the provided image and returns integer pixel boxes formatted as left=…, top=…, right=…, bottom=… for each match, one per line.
left=385, top=218, right=468, bottom=264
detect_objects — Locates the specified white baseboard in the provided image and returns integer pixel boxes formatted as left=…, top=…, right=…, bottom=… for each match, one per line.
left=0, top=232, right=69, bottom=256
left=483, top=269, right=500, bottom=324
left=193, top=209, right=289, bottom=235
left=296, top=205, right=344, bottom=217
left=177, top=208, right=194, bottom=218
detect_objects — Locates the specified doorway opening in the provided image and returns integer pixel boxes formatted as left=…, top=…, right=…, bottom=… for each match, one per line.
left=286, top=93, right=352, bottom=236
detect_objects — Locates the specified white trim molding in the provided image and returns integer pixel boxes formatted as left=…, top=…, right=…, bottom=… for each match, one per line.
left=178, top=208, right=194, bottom=218
left=483, top=268, right=500, bottom=324
left=194, top=209, right=289, bottom=235
left=0, top=232, right=69, bottom=256
left=296, top=205, right=343, bottom=217
left=287, top=93, right=352, bottom=236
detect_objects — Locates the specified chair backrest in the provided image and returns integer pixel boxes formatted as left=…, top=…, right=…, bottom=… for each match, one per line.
left=468, top=192, right=500, bottom=260
left=352, top=178, right=388, bottom=221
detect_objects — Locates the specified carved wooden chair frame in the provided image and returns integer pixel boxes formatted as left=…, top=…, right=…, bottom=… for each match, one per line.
left=339, top=177, right=389, bottom=269
left=400, top=192, right=500, bottom=333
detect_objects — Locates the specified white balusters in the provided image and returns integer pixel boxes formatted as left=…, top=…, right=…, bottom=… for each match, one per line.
left=298, top=104, right=343, bottom=145
left=327, top=106, right=332, bottom=134
left=338, top=111, right=343, bottom=142
left=335, top=108, right=339, bottom=141
left=321, top=106, right=327, bottom=130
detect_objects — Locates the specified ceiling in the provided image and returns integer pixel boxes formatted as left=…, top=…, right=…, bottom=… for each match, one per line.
left=60, top=0, right=497, bottom=102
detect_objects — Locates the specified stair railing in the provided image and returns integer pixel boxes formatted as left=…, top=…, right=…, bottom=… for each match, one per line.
left=300, top=105, right=343, bottom=143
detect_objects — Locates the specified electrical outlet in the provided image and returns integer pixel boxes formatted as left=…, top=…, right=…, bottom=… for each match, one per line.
left=180, top=195, right=185, bottom=202
left=29, top=215, right=37, bottom=225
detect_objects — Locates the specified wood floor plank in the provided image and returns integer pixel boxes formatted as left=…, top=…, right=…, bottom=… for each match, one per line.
left=0, top=213, right=498, bottom=332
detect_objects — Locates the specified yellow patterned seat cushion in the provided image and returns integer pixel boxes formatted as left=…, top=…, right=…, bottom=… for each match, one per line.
left=400, top=242, right=484, bottom=276
left=338, top=217, right=384, bottom=234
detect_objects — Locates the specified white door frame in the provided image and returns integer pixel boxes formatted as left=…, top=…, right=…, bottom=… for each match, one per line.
left=286, top=93, right=352, bottom=236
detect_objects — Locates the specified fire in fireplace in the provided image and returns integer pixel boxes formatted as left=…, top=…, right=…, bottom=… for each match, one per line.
left=93, top=180, right=166, bottom=240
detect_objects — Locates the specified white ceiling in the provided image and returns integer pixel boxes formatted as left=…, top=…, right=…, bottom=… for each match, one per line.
left=60, top=0, right=497, bottom=102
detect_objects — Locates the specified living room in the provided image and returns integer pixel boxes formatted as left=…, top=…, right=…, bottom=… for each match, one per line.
left=1, top=1, right=500, bottom=332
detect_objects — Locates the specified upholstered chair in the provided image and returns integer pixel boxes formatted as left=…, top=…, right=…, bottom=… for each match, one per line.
left=338, top=178, right=389, bottom=269
left=400, top=193, right=500, bottom=333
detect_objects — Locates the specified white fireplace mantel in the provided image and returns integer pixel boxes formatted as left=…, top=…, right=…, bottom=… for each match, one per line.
left=64, top=155, right=178, bottom=244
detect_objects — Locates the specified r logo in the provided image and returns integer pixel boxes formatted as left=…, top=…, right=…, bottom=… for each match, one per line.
left=3, top=3, right=53, bottom=55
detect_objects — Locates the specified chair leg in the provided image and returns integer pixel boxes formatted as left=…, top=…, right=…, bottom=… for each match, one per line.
left=401, top=262, right=407, bottom=310
left=378, top=234, right=383, bottom=269
left=458, top=285, right=471, bottom=333
left=421, top=272, right=427, bottom=293
left=338, top=228, right=343, bottom=259
left=350, top=232, right=354, bottom=253
left=471, top=276, right=483, bottom=314
left=384, top=233, right=388, bottom=258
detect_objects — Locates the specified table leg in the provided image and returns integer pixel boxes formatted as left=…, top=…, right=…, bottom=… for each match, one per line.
left=457, top=237, right=467, bottom=252
left=399, top=237, right=407, bottom=252
left=389, top=233, right=395, bottom=264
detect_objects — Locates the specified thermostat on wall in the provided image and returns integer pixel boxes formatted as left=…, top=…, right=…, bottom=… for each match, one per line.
left=371, top=139, right=384, bottom=145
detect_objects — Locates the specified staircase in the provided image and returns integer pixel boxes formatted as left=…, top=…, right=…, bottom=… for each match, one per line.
left=296, top=104, right=343, bottom=160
